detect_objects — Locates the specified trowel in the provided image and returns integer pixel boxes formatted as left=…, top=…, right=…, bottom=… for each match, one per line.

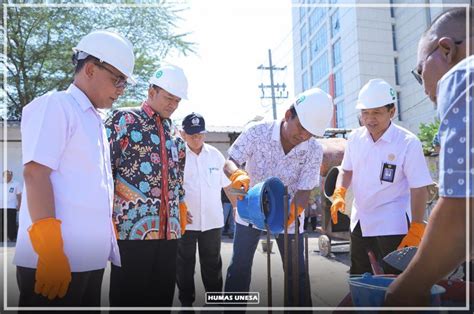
left=229, top=187, right=247, bottom=197
left=383, top=246, right=418, bottom=272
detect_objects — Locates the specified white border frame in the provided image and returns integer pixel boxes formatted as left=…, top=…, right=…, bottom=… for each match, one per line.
left=2, top=1, right=471, bottom=312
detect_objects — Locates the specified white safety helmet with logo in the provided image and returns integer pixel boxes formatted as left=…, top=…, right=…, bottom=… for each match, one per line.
left=73, top=29, right=136, bottom=84
left=293, top=87, right=334, bottom=137
left=149, top=64, right=188, bottom=100
left=356, top=78, right=397, bottom=109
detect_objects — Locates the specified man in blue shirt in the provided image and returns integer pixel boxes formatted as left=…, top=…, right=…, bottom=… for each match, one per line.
left=385, top=7, right=473, bottom=305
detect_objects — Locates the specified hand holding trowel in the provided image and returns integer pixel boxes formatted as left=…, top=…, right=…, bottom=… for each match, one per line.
left=383, top=246, right=418, bottom=272
left=229, top=169, right=250, bottom=199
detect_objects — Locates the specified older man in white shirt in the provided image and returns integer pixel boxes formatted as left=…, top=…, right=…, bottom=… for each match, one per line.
left=176, top=113, right=231, bottom=307
left=331, top=79, right=432, bottom=275
left=14, top=30, right=135, bottom=307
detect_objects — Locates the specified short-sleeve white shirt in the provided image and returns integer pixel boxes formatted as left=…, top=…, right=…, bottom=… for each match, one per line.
left=228, top=120, right=323, bottom=234
left=341, top=123, right=433, bottom=237
left=1, top=180, right=22, bottom=209
left=184, top=143, right=231, bottom=232
left=14, top=84, right=120, bottom=272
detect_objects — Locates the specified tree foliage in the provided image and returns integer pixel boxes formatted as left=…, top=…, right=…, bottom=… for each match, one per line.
left=418, top=119, right=440, bottom=156
left=1, top=1, right=195, bottom=119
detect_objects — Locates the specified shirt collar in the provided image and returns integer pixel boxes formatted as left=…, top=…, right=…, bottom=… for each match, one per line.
left=141, top=101, right=171, bottom=124
left=363, top=122, right=395, bottom=143
left=67, top=84, right=94, bottom=112
left=271, top=120, right=281, bottom=142
left=186, top=142, right=208, bottom=156
left=272, top=120, right=310, bottom=152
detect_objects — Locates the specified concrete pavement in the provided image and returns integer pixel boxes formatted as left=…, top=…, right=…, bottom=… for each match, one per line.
left=0, top=232, right=352, bottom=310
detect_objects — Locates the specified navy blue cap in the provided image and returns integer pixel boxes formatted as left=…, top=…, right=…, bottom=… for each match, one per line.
left=182, top=112, right=207, bottom=135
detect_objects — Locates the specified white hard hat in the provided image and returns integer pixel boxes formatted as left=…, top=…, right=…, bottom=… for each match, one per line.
left=356, top=79, right=397, bottom=109
left=293, top=88, right=334, bottom=137
left=73, top=30, right=136, bottom=84
left=149, top=64, right=188, bottom=100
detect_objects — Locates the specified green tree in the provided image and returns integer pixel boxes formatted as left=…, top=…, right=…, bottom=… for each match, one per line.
left=418, top=119, right=440, bottom=156
left=1, top=1, right=195, bottom=119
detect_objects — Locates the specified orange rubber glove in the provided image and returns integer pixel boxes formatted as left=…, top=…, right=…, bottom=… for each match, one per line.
left=28, top=218, right=71, bottom=300
left=287, top=203, right=305, bottom=227
left=397, top=222, right=426, bottom=249
left=229, top=169, right=250, bottom=191
left=330, top=187, right=347, bottom=225
left=229, top=169, right=250, bottom=199
left=179, top=202, right=188, bottom=235
left=112, top=220, right=119, bottom=239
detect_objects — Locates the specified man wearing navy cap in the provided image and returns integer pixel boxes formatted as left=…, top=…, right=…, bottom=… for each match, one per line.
left=176, top=113, right=231, bottom=307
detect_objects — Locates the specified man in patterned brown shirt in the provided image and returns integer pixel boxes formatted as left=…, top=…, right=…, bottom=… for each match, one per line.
left=105, top=64, right=191, bottom=307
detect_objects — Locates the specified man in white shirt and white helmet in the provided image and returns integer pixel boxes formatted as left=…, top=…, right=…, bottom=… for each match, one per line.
left=14, top=30, right=135, bottom=306
left=223, top=88, right=333, bottom=306
left=330, top=79, right=432, bottom=275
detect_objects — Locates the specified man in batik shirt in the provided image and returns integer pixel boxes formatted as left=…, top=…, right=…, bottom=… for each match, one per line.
left=105, top=64, right=191, bottom=307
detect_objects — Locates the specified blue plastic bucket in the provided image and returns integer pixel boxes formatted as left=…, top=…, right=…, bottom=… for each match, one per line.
left=237, top=177, right=287, bottom=233
left=349, top=273, right=446, bottom=307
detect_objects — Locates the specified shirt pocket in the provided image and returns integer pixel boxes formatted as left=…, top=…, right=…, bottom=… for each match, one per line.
left=206, top=166, right=222, bottom=187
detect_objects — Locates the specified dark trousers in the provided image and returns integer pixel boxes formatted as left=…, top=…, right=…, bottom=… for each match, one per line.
left=276, top=233, right=312, bottom=307
left=225, top=223, right=311, bottom=307
left=16, top=266, right=104, bottom=307
left=176, top=228, right=223, bottom=306
left=0, top=208, right=18, bottom=242
left=350, top=221, right=405, bottom=275
left=110, top=239, right=178, bottom=307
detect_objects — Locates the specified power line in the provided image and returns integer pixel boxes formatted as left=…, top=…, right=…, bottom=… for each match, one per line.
left=258, top=49, right=289, bottom=120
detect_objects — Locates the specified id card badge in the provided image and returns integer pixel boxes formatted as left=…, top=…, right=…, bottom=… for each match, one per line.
left=380, top=163, right=396, bottom=183
left=171, top=144, right=179, bottom=162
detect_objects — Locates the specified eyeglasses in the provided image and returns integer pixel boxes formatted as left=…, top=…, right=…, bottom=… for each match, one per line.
left=411, top=39, right=463, bottom=85
left=93, top=62, right=129, bottom=89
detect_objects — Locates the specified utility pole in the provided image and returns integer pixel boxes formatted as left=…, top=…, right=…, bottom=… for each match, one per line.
left=258, top=49, right=289, bottom=120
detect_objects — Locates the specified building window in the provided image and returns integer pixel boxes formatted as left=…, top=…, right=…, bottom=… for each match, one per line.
left=299, top=0, right=306, bottom=20
left=394, top=57, right=400, bottom=85
left=308, top=6, right=326, bottom=34
left=332, top=39, right=341, bottom=67
left=310, top=24, right=327, bottom=60
left=334, top=69, right=343, bottom=97
left=331, top=9, right=340, bottom=38
left=320, top=79, right=329, bottom=94
left=311, top=51, right=329, bottom=86
left=330, top=0, right=338, bottom=4
left=336, top=101, right=344, bottom=128
left=300, top=24, right=308, bottom=45
left=302, top=71, right=309, bottom=91
left=301, top=48, right=308, bottom=70
left=391, top=25, right=397, bottom=51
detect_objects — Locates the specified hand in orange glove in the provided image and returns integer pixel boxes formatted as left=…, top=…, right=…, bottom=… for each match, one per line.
left=397, top=222, right=425, bottom=249
left=179, top=202, right=192, bottom=235
left=28, top=218, right=71, bottom=300
left=229, top=169, right=250, bottom=199
left=330, top=187, right=347, bottom=225
left=287, top=203, right=305, bottom=227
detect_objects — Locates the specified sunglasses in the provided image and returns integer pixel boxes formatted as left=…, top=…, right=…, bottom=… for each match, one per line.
left=94, top=62, right=129, bottom=89
left=411, top=39, right=463, bottom=85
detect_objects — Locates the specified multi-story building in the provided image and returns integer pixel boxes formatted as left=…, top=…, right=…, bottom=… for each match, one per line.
left=292, top=0, right=470, bottom=132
